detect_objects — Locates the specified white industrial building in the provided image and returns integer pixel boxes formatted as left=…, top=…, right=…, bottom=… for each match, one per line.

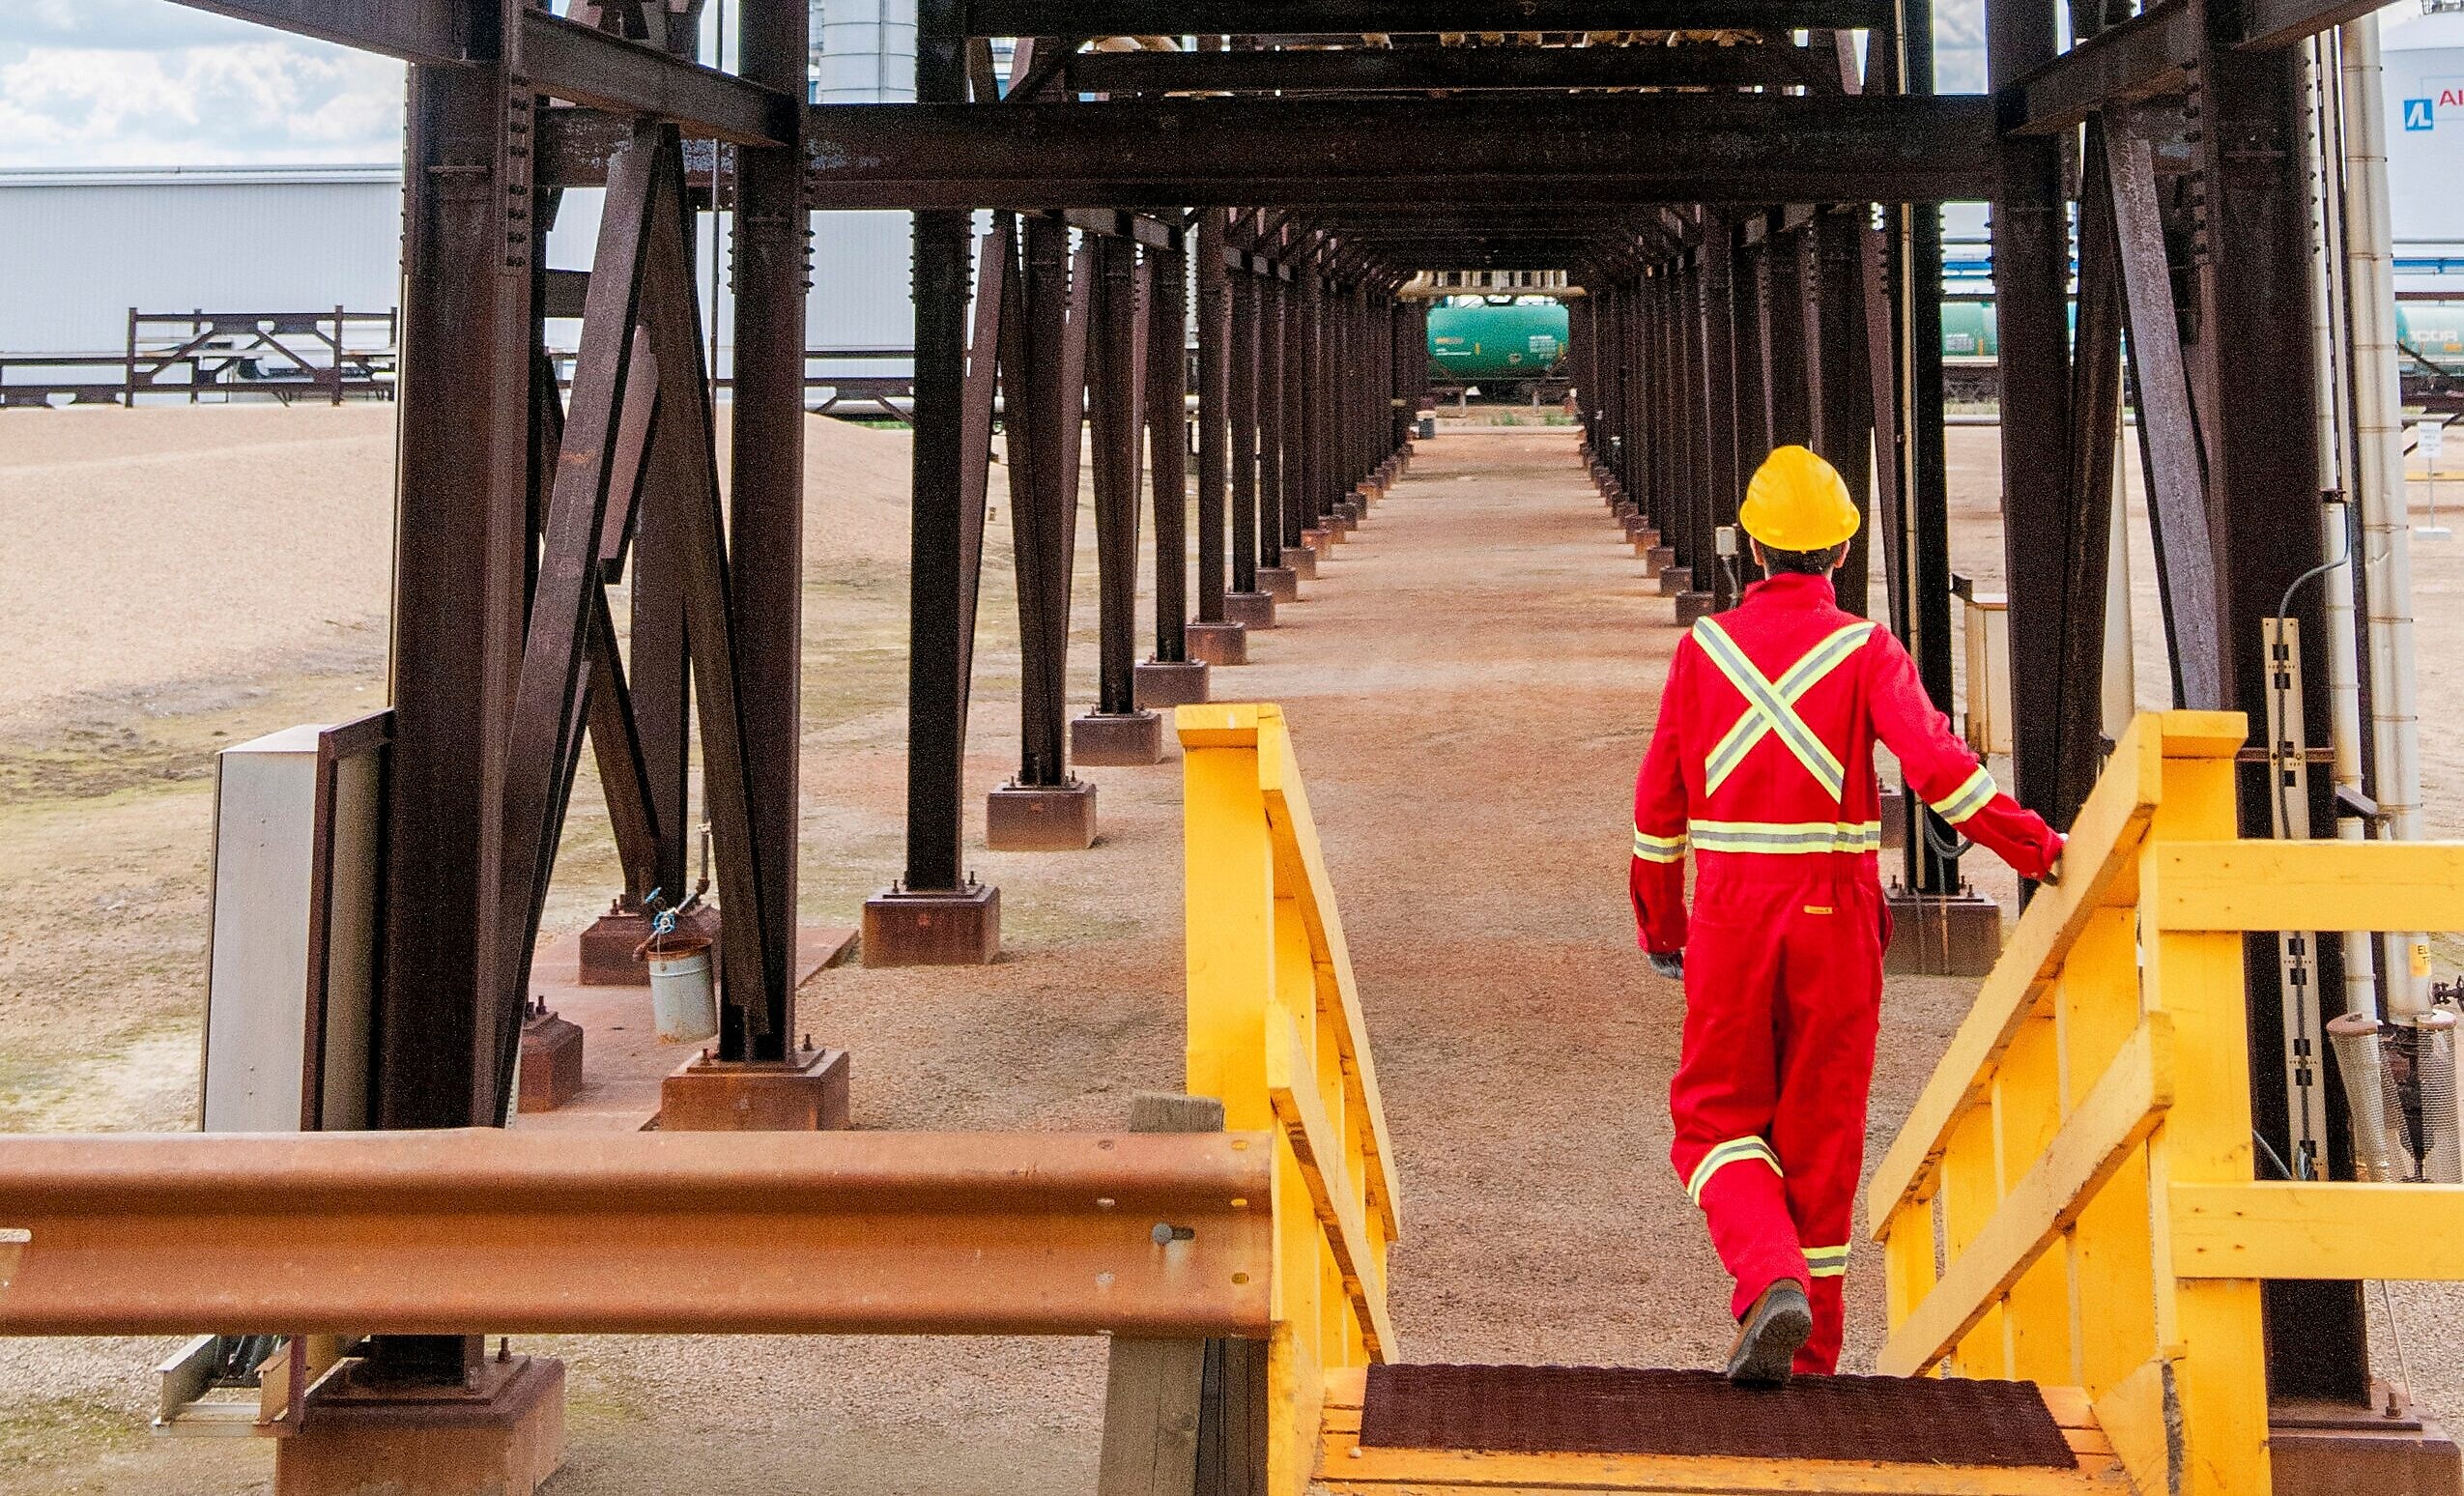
left=0, top=0, right=921, bottom=386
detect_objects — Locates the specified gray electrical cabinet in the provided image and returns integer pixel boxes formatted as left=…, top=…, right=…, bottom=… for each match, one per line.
left=201, top=716, right=387, bottom=1134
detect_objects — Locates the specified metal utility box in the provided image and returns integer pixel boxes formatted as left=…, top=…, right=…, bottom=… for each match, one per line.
left=1962, top=592, right=2014, bottom=760
left=168, top=715, right=387, bottom=1439
left=202, top=716, right=387, bottom=1134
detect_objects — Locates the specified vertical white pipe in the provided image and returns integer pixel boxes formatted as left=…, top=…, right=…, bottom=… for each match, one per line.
left=2306, top=41, right=2384, bottom=1026
left=2339, top=14, right=2432, bottom=1020
left=2102, top=458, right=2137, bottom=741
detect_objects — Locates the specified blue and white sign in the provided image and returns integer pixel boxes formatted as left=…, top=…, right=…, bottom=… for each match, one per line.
left=2405, top=97, right=2437, bottom=131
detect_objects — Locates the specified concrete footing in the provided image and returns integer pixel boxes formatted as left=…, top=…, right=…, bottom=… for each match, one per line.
left=1223, top=590, right=1279, bottom=627
left=861, top=883, right=999, bottom=966
left=1657, top=564, right=1692, bottom=596
left=1883, top=885, right=2004, bottom=976
left=515, top=1004, right=584, bottom=1114
left=986, top=780, right=1099, bottom=850
left=1674, top=590, right=1719, bottom=627
left=1254, top=566, right=1300, bottom=602
left=1282, top=545, right=1318, bottom=580
left=1134, top=658, right=1212, bottom=709
left=2271, top=1391, right=2464, bottom=1496
left=660, top=1046, right=851, bottom=1132
left=576, top=902, right=719, bottom=985
left=275, top=1355, right=564, bottom=1496
left=1647, top=544, right=1676, bottom=571
left=1072, top=709, right=1166, bottom=766
left=1185, top=619, right=1249, bottom=664
left=1300, top=528, right=1332, bottom=555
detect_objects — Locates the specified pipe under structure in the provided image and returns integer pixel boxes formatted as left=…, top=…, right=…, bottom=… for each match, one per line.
left=2337, top=14, right=2432, bottom=1024
left=2101, top=469, right=2135, bottom=744
left=2301, top=41, right=2384, bottom=1033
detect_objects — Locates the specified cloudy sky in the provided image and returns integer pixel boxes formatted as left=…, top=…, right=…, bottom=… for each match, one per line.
left=0, top=0, right=1995, bottom=171
left=0, top=1, right=405, bottom=168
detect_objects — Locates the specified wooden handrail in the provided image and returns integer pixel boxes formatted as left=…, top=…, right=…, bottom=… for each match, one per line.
left=1178, top=703, right=1401, bottom=1496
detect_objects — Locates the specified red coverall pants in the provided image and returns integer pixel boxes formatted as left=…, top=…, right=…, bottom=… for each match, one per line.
left=1667, top=860, right=1888, bottom=1375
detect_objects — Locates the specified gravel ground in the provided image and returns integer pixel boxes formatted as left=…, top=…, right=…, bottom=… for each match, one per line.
left=2, top=409, right=2462, bottom=1489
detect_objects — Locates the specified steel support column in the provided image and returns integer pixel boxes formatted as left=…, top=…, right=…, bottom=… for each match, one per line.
left=720, top=0, right=810, bottom=1058
left=380, top=50, right=534, bottom=1135
left=1089, top=236, right=1144, bottom=716
left=1195, top=215, right=1231, bottom=622
left=1991, top=0, right=2088, bottom=832
left=876, top=0, right=994, bottom=956
left=1230, top=268, right=1261, bottom=595
left=1145, top=240, right=1191, bottom=666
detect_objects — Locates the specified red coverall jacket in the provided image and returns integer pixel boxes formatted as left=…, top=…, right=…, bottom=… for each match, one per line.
left=1629, top=571, right=2060, bottom=1372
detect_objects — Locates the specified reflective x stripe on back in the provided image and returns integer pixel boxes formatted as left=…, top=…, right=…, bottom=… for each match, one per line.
left=1692, top=618, right=1876, bottom=800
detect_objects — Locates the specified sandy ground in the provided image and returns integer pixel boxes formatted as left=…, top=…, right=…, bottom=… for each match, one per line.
left=3, top=407, right=2464, bottom=1489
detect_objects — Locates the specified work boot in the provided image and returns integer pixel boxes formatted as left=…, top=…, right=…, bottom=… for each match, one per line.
left=1725, top=1279, right=1813, bottom=1388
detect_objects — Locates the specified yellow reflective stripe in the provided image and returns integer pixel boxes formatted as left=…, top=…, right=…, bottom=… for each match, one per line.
left=1804, top=1241, right=1850, bottom=1278
left=1633, top=826, right=1688, bottom=864
left=1692, top=619, right=1872, bottom=797
left=1932, top=763, right=1998, bottom=824
left=1685, top=1136, right=1782, bottom=1205
left=1689, top=820, right=1883, bottom=855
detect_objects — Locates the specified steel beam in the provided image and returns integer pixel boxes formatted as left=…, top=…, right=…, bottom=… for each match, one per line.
left=804, top=96, right=1999, bottom=209
left=965, top=0, right=1890, bottom=31
left=0, top=1131, right=1274, bottom=1338
left=521, top=11, right=794, bottom=145
left=1062, top=42, right=1820, bottom=94
left=2005, top=0, right=2195, bottom=135
left=164, top=2, right=793, bottom=145
left=166, top=0, right=466, bottom=62
left=2238, top=0, right=2394, bottom=48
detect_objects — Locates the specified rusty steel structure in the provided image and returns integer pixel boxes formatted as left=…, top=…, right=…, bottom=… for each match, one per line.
left=141, top=0, right=2395, bottom=1425
left=0, top=1129, right=1272, bottom=1338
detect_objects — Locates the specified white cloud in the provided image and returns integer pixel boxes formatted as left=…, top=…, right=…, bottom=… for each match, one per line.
left=0, top=4, right=404, bottom=168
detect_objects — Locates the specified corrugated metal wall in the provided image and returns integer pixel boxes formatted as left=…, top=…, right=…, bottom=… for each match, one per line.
left=0, top=167, right=918, bottom=366
left=0, top=169, right=403, bottom=354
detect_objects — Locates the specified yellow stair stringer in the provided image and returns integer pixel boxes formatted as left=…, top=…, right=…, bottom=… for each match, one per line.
left=1313, top=1367, right=2139, bottom=1495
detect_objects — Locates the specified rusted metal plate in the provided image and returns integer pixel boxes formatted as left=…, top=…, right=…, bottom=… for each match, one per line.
left=0, top=1131, right=1271, bottom=1338
left=1358, top=1365, right=2079, bottom=1469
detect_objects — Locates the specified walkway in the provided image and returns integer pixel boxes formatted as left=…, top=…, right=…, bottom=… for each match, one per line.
left=99, top=423, right=1999, bottom=1496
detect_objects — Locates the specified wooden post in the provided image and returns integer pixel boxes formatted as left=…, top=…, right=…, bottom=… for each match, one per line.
left=1097, top=1092, right=1241, bottom=1496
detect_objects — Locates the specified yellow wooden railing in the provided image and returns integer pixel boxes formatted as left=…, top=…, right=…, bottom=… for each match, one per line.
left=1179, top=704, right=1401, bottom=1496
left=1874, top=709, right=2464, bottom=1495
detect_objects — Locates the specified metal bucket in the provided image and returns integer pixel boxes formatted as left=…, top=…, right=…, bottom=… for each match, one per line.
left=641, top=933, right=718, bottom=1044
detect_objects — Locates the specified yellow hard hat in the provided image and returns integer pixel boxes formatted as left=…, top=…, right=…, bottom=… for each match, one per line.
left=1738, top=445, right=1860, bottom=552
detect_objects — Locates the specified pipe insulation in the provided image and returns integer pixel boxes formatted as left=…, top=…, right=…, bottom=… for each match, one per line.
left=2338, top=14, right=2433, bottom=1021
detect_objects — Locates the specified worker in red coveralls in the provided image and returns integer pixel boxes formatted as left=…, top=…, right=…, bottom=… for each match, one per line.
left=1629, top=446, right=2063, bottom=1386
